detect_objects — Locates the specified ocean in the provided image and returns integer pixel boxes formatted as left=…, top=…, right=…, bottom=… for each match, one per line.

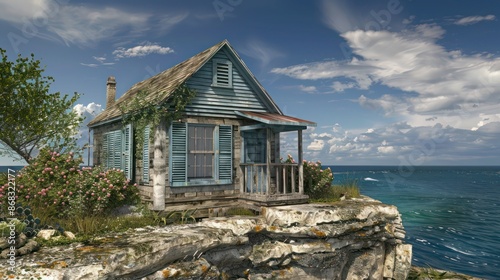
left=328, top=165, right=500, bottom=280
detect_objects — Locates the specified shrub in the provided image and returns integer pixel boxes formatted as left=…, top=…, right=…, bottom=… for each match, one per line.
left=0, top=148, right=139, bottom=219
left=282, top=154, right=334, bottom=199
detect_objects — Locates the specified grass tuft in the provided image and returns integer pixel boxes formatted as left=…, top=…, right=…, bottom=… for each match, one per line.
left=310, top=179, right=361, bottom=203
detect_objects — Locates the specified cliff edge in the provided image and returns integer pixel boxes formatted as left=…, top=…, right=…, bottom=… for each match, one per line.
left=0, top=196, right=412, bottom=279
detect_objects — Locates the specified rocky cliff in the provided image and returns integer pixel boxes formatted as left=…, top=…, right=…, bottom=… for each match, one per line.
left=0, top=196, right=412, bottom=279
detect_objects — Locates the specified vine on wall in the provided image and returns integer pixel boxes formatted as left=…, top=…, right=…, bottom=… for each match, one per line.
left=119, top=84, right=197, bottom=158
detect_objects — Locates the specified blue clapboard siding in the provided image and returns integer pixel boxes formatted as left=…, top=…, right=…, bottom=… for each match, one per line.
left=185, top=49, right=270, bottom=118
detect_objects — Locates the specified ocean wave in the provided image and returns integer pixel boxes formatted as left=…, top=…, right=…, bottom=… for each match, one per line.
left=364, top=177, right=379, bottom=182
left=444, top=244, right=477, bottom=256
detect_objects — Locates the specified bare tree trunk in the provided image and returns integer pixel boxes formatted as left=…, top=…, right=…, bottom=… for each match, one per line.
left=152, top=118, right=167, bottom=211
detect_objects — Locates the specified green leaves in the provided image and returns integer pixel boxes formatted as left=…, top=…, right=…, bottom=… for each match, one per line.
left=119, top=84, right=196, bottom=158
left=0, top=48, right=83, bottom=162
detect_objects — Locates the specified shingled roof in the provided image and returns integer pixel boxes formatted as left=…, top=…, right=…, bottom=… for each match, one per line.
left=88, top=39, right=281, bottom=127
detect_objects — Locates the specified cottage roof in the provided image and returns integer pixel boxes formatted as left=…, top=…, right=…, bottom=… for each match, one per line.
left=88, top=40, right=282, bottom=127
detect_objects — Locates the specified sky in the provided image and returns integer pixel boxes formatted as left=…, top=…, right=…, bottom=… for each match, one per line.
left=1, top=0, right=500, bottom=166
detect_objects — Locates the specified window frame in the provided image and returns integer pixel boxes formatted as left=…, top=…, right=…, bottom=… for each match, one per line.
left=212, top=59, right=233, bottom=88
left=169, top=122, right=233, bottom=187
left=187, top=124, right=215, bottom=181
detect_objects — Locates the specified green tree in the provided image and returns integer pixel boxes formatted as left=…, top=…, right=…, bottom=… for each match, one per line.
left=0, top=49, right=82, bottom=162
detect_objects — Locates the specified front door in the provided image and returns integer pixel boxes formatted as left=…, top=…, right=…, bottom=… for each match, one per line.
left=242, top=129, right=267, bottom=193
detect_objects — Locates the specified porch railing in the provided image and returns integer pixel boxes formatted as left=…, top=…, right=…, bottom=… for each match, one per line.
left=240, top=163, right=303, bottom=195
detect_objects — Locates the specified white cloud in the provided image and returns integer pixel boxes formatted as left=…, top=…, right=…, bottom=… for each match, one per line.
left=377, top=146, right=396, bottom=154
left=292, top=122, right=500, bottom=165
left=0, top=0, right=49, bottom=23
left=0, top=0, right=187, bottom=47
left=113, top=42, right=174, bottom=59
left=81, top=56, right=115, bottom=68
left=272, top=24, right=500, bottom=129
left=299, top=85, right=317, bottom=93
left=307, top=139, right=325, bottom=151
left=80, top=63, right=98, bottom=68
left=455, top=15, right=496, bottom=26
left=332, top=81, right=355, bottom=92
left=240, top=39, right=285, bottom=68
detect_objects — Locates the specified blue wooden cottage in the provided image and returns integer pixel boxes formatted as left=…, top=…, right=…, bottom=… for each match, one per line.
left=88, top=40, right=316, bottom=212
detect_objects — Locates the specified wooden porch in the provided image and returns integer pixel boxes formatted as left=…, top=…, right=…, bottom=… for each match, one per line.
left=239, top=162, right=308, bottom=207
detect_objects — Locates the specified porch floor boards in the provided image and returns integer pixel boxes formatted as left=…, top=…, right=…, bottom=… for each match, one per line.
left=138, top=185, right=309, bottom=217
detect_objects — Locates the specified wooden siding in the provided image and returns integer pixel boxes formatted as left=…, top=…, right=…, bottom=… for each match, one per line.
left=185, top=49, right=269, bottom=118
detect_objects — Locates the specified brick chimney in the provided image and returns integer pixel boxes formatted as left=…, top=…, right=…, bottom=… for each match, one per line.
left=106, top=76, right=116, bottom=108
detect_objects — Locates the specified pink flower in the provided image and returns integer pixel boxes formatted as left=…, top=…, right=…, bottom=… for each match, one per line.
left=123, top=186, right=127, bottom=190
left=91, top=192, right=95, bottom=196
left=50, top=171, right=54, bottom=175
left=55, top=166, right=58, bottom=169
left=51, top=157, right=56, bottom=161
left=69, top=192, right=73, bottom=195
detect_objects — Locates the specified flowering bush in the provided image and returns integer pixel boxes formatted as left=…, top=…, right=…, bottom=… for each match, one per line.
left=283, top=154, right=334, bottom=199
left=0, top=148, right=139, bottom=218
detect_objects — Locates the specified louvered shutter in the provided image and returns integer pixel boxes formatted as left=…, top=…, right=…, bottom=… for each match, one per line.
left=218, top=125, right=232, bottom=183
left=212, top=59, right=233, bottom=87
left=170, top=122, right=187, bottom=186
left=142, top=125, right=150, bottom=183
left=102, top=133, right=109, bottom=167
left=122, top=124, right=132, bottom=179
left=111, top=130, right=122, bottom=170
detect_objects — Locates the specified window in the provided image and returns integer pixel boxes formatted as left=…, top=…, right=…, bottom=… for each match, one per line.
left=169, top=122, right=232, bottom=186
left=242, top=129, right=266, bottom=163
left=102, top=124, right=132, bottom=180
left=188, top=125, right=214, bottom=180
left=212, top=59, right=233, bottom=88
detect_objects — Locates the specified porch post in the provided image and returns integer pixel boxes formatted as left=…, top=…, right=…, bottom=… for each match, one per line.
left=266, top=128, right=272, bottom=194
left=298, top=129, right=304, bottom=195
left=152, top=118, right=167, bottom=210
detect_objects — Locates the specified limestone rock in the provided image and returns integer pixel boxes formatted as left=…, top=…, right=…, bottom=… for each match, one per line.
left=37, top=229, right=56, bottom=240
left=63, top=231, right=76, bottom=240
left=144, top=258, right=219, bottom=279
left=0, top=197, right=412, bottom=280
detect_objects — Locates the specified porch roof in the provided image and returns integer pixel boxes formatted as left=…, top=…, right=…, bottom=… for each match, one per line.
left=236, top=111, right=316, bottom=130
